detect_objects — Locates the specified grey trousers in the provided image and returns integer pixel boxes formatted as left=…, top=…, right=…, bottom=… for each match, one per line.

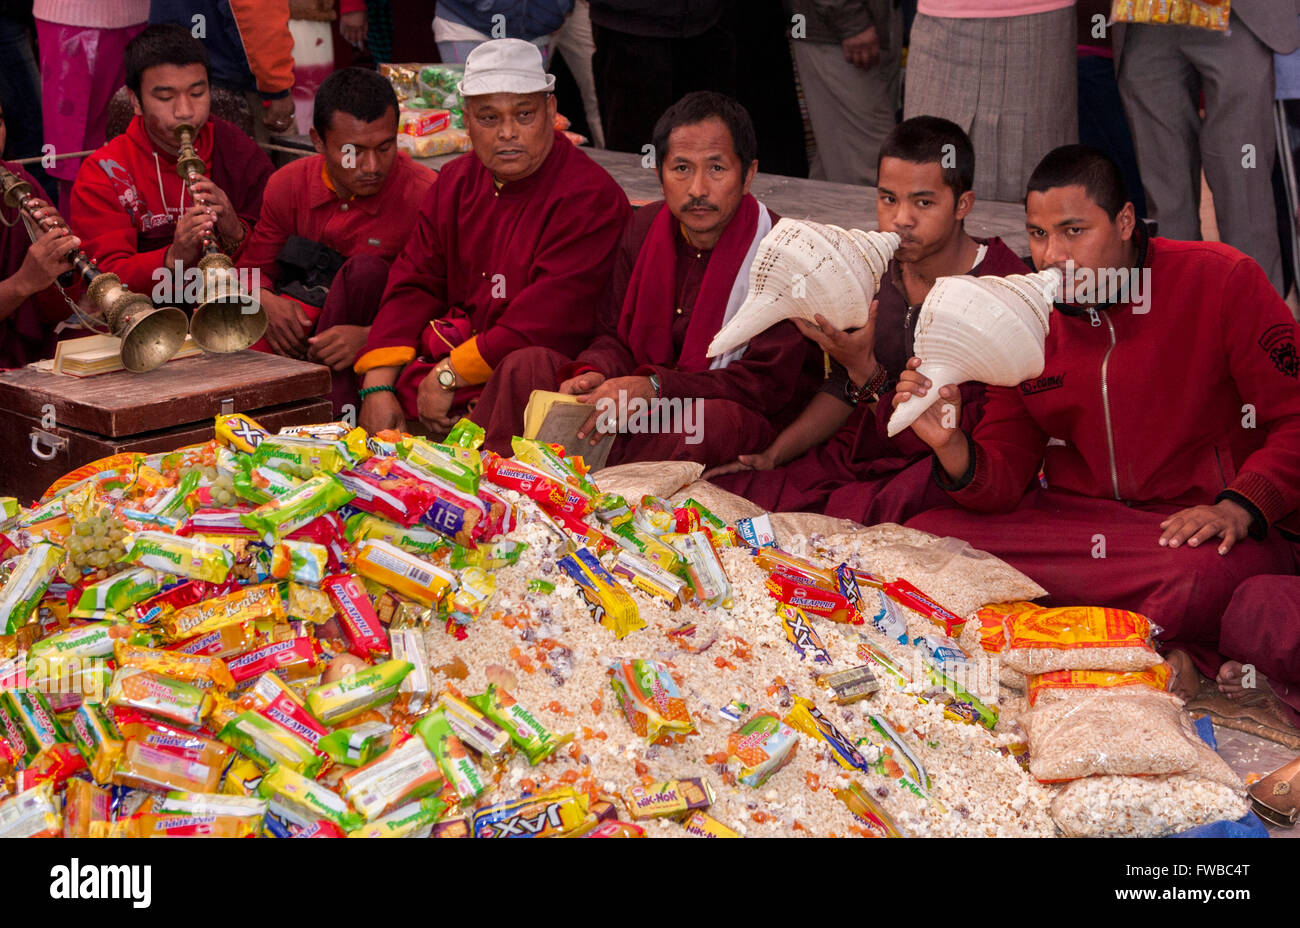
left=1118, top=16, right=1284, bottom=293
left=792, top=31, right=901, bottom=187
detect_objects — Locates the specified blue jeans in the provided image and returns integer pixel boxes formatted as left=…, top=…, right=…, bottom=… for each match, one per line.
left=0, top=15, right=57, bottom=200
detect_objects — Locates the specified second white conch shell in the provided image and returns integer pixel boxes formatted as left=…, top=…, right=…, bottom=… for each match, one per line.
left=706, top=219, right=900, bottom=358
left=886, top=266, right=1062, bottom=438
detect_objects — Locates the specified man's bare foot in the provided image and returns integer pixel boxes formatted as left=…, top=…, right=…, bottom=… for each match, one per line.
left=1216, top=660, right=1276, bottom=708
left=1165, top=649, right=1201, bottom=702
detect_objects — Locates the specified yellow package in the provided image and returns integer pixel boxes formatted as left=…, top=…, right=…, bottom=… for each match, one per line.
left=1026, top=663, right=1172, bottom=706
left=113, top=640, right=236, bottom=692
left=1111, top=0, right=1229, bottom=31
left=222, top=755, right=266, bottom=796
left=305, top=659, right=414, bottom=725
left=119, top=531, right=233, bottom=583
left=353, top=539, right=455, bottom=606
left=215, top=413, right=271, bottom=455
left=997, top=603, right=1161, bottom=675
left=63, top=779, right=110, bottom=838
left=287, top=582, right=333, bottom=623
left=162, top=582, right=285, bottom=642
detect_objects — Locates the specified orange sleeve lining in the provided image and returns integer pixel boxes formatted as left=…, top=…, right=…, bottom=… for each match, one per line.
left=448, top=336, right=494, bottom=386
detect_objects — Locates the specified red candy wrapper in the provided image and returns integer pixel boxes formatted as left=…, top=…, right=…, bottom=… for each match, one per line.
left=323, top=574, right=391, bottom=661
left=884, top=579, right=966, bottom=637
left=765, top=572, right=864, bottom=625
left=226, top=637, right=325, bottom=683
left=337, top=467, right=439, bottom=526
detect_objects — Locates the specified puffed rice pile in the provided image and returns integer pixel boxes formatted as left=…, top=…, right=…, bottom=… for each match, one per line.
left=415, top=490, right=1246, bottom=838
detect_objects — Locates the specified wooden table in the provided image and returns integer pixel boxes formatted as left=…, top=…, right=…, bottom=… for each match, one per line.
left=0, top=353, right=332, bottom=503
left=277, top=136, right=1031, bottom=256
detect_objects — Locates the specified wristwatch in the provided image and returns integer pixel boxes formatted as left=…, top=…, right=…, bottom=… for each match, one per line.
left=435, top=359, right=458, bottom=391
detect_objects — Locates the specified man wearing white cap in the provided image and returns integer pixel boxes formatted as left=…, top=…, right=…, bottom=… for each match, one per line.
left=355, top=38, right=629, bottom=437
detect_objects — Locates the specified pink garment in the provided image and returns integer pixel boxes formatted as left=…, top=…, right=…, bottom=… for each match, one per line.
left=917, top=0, right=1074, bottom=17
left=34, top=20, right=145, bottom=187
left=32, top=0, right=148, bottom=30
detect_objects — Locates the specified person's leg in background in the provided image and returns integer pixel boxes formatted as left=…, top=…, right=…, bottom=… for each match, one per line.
left=1077, top=52, right=1146, bottom=217
left=549, top=0, right=603, bottom=148
left=1186, top=14, right=1286, bottom=294
left=0, top=11, right=55, bottom=201
left=725, top=0, right=808, bottom=178
left=1117, top=25, right=1203, bottom=241
left=790, top=26, right=899, bottom=186
left=593, top=25, right=674, bottom=154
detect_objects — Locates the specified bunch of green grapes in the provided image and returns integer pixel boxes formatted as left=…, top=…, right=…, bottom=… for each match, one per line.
left=278, top=461, right=316, bottom=480
left=207, top=471, right=238, bottom=508
left=65, top=509, right=127, bottom=574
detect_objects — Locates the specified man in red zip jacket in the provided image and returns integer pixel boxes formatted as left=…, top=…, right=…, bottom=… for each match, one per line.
left=70, top=25, right=272, bottom=301
left=897, top=145, right=1300, bottom=705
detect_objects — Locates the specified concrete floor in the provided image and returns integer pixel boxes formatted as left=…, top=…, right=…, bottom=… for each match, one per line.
left=1213, top=724, right=1299, bottom=838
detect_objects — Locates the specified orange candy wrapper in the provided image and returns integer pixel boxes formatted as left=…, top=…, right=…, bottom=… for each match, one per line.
left=1026, top=663, right=1173, bottom=706
left=607, top=659, right=697, bottom=746
left=114, top=641, right=236, bottom=692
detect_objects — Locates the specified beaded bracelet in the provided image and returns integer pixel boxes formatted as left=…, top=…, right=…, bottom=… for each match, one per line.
left=358, top=384, right=396, bottom=401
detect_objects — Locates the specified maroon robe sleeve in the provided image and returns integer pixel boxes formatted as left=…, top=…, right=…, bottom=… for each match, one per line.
left=940, top=384, right=1051, bottom=513
left=639, top=319, right=808, bottom=415
left=475, top=181, right=630, bottom=369
left=566, top=211, right=644, bottom=380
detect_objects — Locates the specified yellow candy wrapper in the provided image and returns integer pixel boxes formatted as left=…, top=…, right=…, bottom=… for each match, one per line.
left=305, top=659, right=414, bottom=725
left=114, top=640, right=236, bottom=692
left=215, top=413, right=270, bottom=455
left=162, top=582, right=285, bottom=642
left=0, top=541, right=64, bottom=634
left=119, top=531, right=232, bottom=583
left=353, top=539, right=455, bottom=606
left=558, top=547, right=644, bottom=639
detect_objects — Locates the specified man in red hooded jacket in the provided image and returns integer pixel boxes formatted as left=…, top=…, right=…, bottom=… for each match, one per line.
left=70, top=25, right=272, bottom=301
left=897, top=145, right=1300, bottom=705
left=470, top=91, right=816, bottom=467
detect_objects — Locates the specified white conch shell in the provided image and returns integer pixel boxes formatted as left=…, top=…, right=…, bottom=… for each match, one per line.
left=886, top=266, right=1062, bottom=438
left=706, top=219, right=900, bottom=358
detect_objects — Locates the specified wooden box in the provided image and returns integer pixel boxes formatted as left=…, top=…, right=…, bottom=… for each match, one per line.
left=0, top=352, right=332, bottom=504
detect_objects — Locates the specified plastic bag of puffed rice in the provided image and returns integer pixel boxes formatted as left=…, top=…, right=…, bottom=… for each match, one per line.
left=1050, top=773, right=1250, bottom=838
left=991, top=603, right=1163, bottom=675
left=1025, top=689, right=1209, bottom=782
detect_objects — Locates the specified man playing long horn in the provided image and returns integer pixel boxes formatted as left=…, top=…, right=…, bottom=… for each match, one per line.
left=471, top=91, right=818, bottom=466
left=709, top=116, right=1027, bottom=524
left=898, top=145, right=1300, bottom=712
left=0, top=100, right=81, bottom=369
left=70, top=25, right=272, bottom=299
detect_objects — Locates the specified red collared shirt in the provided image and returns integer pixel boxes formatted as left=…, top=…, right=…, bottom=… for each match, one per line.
left=239, top=151, right=437, bottom=286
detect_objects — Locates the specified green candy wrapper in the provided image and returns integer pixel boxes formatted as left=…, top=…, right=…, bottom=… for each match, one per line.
left=70, top=567, right=160, bottom=619
left=414, top=707, right=487, bottom=807
left=469, top=683, right=569, bottom=765
left=398, top=437, right=481, bottom=494
left=344, top=511, right=450, bottom=557
left=444, top=418, right=484, bottom=450
left=256, top=762, right=363, bottom=832
left=239, top=473, right=354, bottom=543
left=0, top=541, right=64, bottom=633
left=318, top=719, right=393, bottom=768
left=304, top=659, right=413, bottom=725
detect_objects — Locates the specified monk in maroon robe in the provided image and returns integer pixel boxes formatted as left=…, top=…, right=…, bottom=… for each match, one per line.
left=0, top=152, right=79, bottom=370
left=472, top=92, right=817, bottom=467
left=709, top=117, right=1028, bottom=525
left=355, top=39, right=629, bottom=438
left=896, top=146, right=1300, bottom=703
